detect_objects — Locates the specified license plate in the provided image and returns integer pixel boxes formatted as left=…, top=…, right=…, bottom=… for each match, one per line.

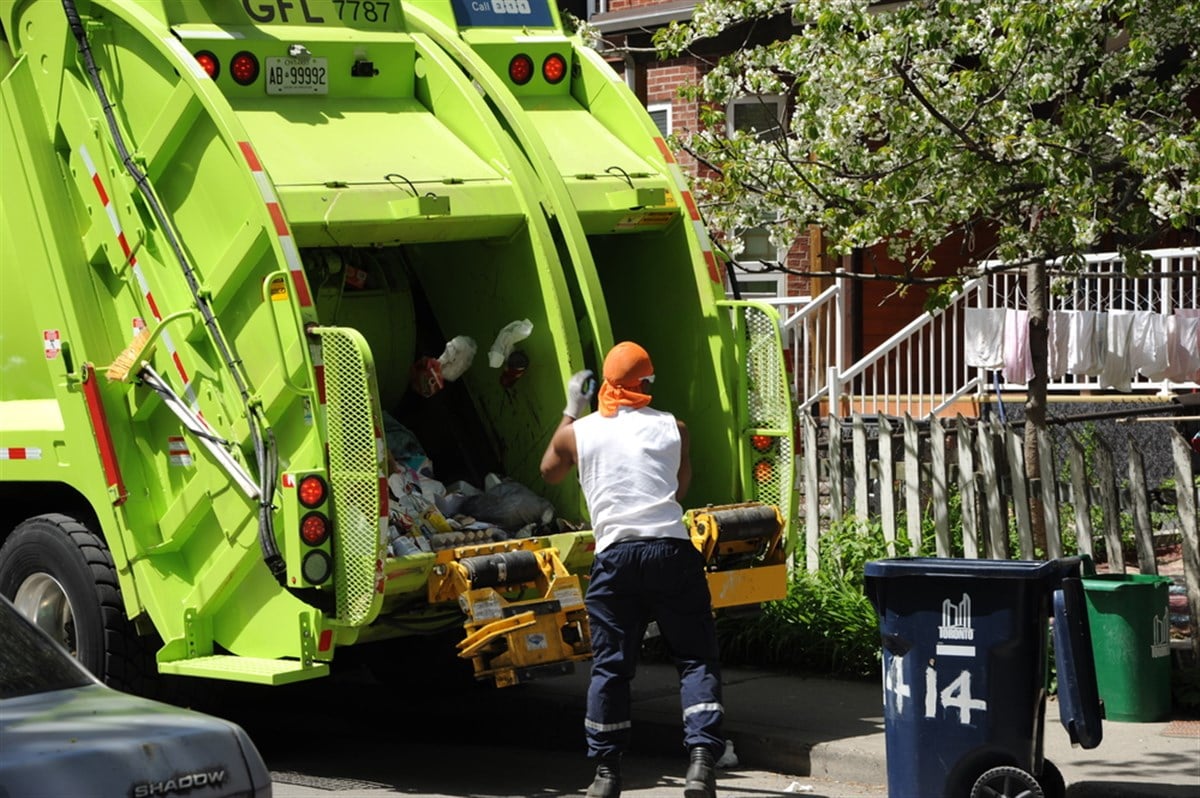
left=265, top=57, right=328, bottom=95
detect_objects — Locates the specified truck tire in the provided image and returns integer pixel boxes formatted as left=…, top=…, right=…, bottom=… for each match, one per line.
left=0, top=514, right=151, bottom=693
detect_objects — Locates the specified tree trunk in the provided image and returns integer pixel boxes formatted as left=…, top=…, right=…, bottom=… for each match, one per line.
left=1024, top=261, right=1049, bottom=554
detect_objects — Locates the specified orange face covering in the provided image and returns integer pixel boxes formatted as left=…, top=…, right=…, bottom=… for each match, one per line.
left=598, top=341, right=654, bottom=417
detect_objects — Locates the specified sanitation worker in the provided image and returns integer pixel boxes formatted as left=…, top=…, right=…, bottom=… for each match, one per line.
left=540, top=341, right=723, bottom=798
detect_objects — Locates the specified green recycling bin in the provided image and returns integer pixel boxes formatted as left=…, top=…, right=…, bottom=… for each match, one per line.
left=1082, top=574, right=1173, bottom=722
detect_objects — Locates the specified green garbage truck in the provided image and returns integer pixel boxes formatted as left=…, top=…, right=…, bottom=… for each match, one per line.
left=0, top=0, right=794, bottom=692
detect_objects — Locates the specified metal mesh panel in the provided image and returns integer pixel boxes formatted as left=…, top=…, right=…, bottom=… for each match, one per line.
left=741, top=304, right=794, bottom=526
left=317, top=328, right=383, bottom=626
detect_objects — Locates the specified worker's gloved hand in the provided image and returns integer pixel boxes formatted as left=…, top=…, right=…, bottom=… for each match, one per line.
left=564, top=369, right=596, bottom=419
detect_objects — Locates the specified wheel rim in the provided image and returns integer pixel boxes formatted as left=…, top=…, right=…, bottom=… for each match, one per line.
left=12, top=573, right=77, bottom=656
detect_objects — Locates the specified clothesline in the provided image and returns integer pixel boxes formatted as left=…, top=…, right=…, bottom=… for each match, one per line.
left=964, top=308, right=1200, bottom=389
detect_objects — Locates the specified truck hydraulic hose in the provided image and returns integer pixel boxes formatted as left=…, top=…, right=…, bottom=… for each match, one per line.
left=60, top=0, right=285, bottom=581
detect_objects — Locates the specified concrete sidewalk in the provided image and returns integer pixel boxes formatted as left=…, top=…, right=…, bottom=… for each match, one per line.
left=517, top=662, right=1200, bottom=797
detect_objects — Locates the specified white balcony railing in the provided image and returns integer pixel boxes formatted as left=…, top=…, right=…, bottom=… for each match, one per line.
left=776, top=248, right=1200, bottom=420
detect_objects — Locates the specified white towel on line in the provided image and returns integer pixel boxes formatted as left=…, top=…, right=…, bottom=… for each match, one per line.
left=963, top=307, right=1005, bottom=369
left=1099, top=311, right=1136, bottom=391
left=1130, top=310, right=1169, bottom=380
left=1165, top=309, right=1200, bottom=382
left=1066, top=310, right=1105, bottom=376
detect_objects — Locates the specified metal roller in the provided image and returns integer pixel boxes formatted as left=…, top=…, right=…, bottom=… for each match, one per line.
left=706, top=505, right=781, bottom=542
left=460, top=550, right=541, bottom=589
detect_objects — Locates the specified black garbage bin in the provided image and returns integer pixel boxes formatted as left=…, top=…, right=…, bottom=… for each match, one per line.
left=864, top=558, right=1103, bottom=798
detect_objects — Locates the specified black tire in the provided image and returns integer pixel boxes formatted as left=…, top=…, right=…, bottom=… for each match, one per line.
left=1038, top=759, right=1066, bottom=798
left=970, top=765, right=1046, bottom=798
left=0, top=513, right=152, bottom=693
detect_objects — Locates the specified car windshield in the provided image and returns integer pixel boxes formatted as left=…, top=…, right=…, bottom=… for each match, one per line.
left=0, top=599, right=93, bottom=699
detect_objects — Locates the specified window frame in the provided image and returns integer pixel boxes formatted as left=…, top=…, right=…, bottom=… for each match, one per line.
left=647, top=102, right=673, bottom=137
left=726, top=94, right=786, bottom=139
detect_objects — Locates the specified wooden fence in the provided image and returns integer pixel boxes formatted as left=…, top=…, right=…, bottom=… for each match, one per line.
left=796, top=413, right=1200, bottom=656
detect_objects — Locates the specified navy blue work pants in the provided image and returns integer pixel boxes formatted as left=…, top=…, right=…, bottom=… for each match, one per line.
left=583, top=537, right=723, bottom=760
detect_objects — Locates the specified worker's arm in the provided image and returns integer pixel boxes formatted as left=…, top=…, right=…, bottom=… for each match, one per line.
left=676, top=419, right=692, bottom=501
left=540, top=416, right=578, bottom=484
left=542, top=369, right=593, bottom=484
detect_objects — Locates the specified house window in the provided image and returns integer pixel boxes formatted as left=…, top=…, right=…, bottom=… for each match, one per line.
left=647, top=103, right=672, bottom=136
left=726, top=226, right=787, bottom=298
left=727, top=269, right=787, bottom=299
left=728, top=95, right=785, bottom=141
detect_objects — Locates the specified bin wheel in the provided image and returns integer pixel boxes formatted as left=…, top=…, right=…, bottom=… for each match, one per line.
left=1038, top=759, right=1066, bottom=798
left=970, top=766, right=1045, bottom=798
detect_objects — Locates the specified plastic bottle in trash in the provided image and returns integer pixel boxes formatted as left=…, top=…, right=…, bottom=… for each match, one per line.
left=500, top=350, right=529, bottom=387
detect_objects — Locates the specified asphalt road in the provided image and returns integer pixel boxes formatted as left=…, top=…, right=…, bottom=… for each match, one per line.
left=186, top=653, right=889, bottom=798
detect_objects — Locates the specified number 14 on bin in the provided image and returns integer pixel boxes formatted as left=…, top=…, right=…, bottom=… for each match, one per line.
left=885, top=654, right=988, bottom=725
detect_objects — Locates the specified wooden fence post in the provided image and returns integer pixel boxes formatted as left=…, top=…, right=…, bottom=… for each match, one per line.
left=853, top=414, right=869, bottom=521
left=878, top=416, right=897, bottom=556
left=956, top=415, right=979, bottom=559
left=1067, top=432, right=1095, bottom=560
left=1038, top=428, right=1063, bottom=560
left=1094, top=438, right=1126, bottom=573
left=1126, top=440, right=1157, bottom=575
left=930, top=416, right=950, bottom=557
left=904, top=414, right=922, bottom=555
left=828, top=416, right=844, bottom=525
left=803, top=414, right=820, bottom=573
left=1006, top=425, right=1034, bottom=559
left=1170, top=429, right=1199, bottom=661
left=978, top=421, right=1008, bottom=559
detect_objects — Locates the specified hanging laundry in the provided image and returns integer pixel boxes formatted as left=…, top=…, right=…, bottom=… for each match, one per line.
left=1129, top=311, right=1169, bottom=380
left=1002, top=309, right=1033, bottom=384
left=1047, top=311, right=1070, bottom=379
left=1165, top=309, right=1200, bottom=382
left=963, top=308, right=1005, bottom=369
left=1099, top=311, right=1136, bottom=391
left=1066, top=310, right=1105, bottom=376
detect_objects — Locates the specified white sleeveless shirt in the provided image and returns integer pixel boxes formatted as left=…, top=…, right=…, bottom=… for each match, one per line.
left=572, top=406, right=689, bottom=553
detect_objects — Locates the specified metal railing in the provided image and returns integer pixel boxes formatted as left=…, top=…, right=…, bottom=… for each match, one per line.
left=775, top=248, right=1199, bottom=420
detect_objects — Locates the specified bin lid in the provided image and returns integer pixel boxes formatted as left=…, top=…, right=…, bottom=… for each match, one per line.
left=1080, top=573, right=1172, bottom=592
left=864, top=557, right=1085, bottom=581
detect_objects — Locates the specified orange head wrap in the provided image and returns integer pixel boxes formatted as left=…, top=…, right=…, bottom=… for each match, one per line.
left=598, top=341, right=654, bottom=417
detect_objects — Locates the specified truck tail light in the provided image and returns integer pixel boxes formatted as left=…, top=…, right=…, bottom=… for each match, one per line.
left=301, top=512, right=330, bottom=546
left=194, top=50, right=219, bottom=79
left=230, top=51, right=259, bottom=86
left=542, top=53, right=566, bottom=84
left=509, top=54, right=533, bottom=85
left=302, top=550, right=332, bottom=584
left=754, top=459, right=774, bottom=484
left=751, top=434, right=774, bottom=452
left=298, top=475, right=328, bottom=508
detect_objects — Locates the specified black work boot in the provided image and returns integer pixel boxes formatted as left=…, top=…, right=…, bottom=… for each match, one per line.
left=585, top=755, right=621, bottom=798
left=684, top=745, right=717, bottom=798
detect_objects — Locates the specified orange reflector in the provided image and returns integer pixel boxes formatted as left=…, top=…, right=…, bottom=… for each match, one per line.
left=298, top=475, right=328, bottom=508
left=754, top=459, right=774, bottom=483
left=301, top=513, right=330, bottom=546
left=542, top=53, right=567, bottom=84
left=508, top=54, right=533, bottom=85
left=194, top=50, right=219, bottom=79
left=230, top=51, right=259, bottom=86
left=751, top=434, right=774, bottom=452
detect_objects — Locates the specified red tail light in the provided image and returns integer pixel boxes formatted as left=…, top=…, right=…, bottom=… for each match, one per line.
left=194, top=50, right=219, bottom=79
left=298, top=475, right=328, bottom=508
left=508, top=54, right=533, bottom=85
left=230, top=51, right=259, bottom=86
left=301, top=512, right=330, bottom=546
left=751, top=434, right=774, bottom=452
left=542, top=53, right=566, bottom=84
